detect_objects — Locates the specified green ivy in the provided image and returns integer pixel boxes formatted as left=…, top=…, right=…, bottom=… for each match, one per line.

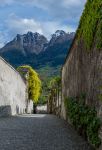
left=77, top=0, right=102, bottom=50
left=64, top=95, right=101, bottom=148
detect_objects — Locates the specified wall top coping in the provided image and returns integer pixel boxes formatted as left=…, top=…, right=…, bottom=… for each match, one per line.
left=0, top=56, right=26, bottom=84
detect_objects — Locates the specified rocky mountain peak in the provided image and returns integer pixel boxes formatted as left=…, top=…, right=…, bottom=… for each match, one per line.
left=54, top=30, right=66, bottom=37
left=0, top=30, right=75, bottom=69
left=49, top=30, right=75, bottom=46
left=0, top=30, right=75, bottom=60
left=3, top=32, right=48, bottom=55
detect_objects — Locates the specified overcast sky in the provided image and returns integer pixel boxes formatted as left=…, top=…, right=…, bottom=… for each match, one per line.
left=0, top=0, right=86, bottom=47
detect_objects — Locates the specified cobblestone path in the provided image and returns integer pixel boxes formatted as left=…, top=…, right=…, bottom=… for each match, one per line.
left=0, top=114, right=93, bottom=150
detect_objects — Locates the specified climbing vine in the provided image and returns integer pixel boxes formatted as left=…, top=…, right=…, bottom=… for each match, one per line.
left=77, top=0, right=102, bottom=50
left=64, top=95, right=101, bottom=148
left=18, top=65, right=42, bottom=104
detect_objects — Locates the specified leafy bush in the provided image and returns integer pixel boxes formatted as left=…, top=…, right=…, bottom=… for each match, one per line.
left=64, top=95, right=101, bottom=148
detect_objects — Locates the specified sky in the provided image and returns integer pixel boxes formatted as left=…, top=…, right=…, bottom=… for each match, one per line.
left=0, top=0, right=86, bottom=47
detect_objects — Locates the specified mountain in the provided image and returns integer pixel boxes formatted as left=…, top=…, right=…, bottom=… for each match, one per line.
left=0, top=30, right=75, bottom=78
left=49, top=30, right=74, bottom=46
left=1, top=32, right=48, bottom=55
left=37, top=31, right=74, bottom=69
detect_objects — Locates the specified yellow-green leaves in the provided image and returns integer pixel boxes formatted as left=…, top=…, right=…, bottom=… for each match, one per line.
left=18, top=65, right=41, bottom=103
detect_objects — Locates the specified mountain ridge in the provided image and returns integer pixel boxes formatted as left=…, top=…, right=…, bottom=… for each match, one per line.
left=0, top=30, right=75, bottom=78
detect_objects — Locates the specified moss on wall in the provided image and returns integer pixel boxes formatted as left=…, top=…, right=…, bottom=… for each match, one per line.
left=77, top=0, right=102, bottom=50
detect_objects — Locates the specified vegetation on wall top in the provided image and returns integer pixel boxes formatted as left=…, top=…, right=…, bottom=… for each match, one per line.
left=77, top=0, right=102, bottom=50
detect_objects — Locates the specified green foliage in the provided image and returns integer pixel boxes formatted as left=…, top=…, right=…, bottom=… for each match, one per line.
left=37, top=66, right=61, bottom=105
left=47, top=76, right=61, bottom=106
left=96, top=20, right=102, bottom=49
left=77, top=0, right=102, bottom=50
left=47, top=76, right=61, bottom=100
left=98, top=94, right=102, bottom=101
left=49, top=76, right=61, bottom=90
left=37, top=65, right=61, bottom=82
left=64, top=95, right=101, bottom=148
left=38, top=96, right=47, bottom=105
left=18, top=65, right=42, bottom=104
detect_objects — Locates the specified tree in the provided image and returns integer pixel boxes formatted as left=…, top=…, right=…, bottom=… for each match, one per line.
left=17, top=65, right=42, bottom=104
left=47, top=76, right=61, bottom=114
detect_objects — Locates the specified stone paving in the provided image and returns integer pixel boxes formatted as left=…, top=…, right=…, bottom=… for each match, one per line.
left=0, top=114, right=93, bottom=150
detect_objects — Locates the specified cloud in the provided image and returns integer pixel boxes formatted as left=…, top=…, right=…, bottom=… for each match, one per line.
left=0, top=14, right=75, bottom=47
left=6, top=14, right=43, bottom=35
left=0, top=0, right=86, bottom=47
left=5, top=14, right=75, bottom=40
left=0, top=0, right=14, bottom=6
left=17, top=0, right=86, bottom=24
left=0, top=31, right=9, bottom=47
left=0, top=0, right=86, bottom=23
left=41, top=21, right=75, bottom=39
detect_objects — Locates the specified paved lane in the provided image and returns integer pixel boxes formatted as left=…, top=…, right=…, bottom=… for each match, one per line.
left=0, top=114, right=93, bottom=150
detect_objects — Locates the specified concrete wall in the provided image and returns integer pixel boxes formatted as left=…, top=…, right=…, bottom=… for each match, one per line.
left=27, top=100, right=33, bottom=114
left=0, top=56, right=29, bottom=116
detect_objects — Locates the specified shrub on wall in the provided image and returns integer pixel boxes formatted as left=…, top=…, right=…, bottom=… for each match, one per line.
left=64, top=95, right=101, bottom=148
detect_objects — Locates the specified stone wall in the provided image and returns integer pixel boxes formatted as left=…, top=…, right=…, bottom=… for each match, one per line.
left=61, top=0, right=102, bottom=122
left=0, top=56, right=33, bottom=116
left=61, top=30, right=102, bottom=150
left=61, top=36, right=102, bottom=119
